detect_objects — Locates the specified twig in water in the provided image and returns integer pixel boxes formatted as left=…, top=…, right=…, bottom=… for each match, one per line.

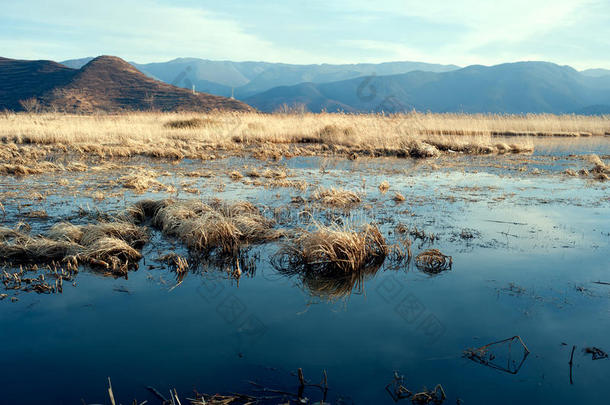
left=569, top=345, right=576, bottom=385
left=108, top=377, right=116, bottom=405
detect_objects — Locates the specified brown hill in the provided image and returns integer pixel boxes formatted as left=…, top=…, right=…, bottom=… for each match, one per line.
left=0, top=55, right=253, bottom=112
left=0, top=57, right=77, bottom=111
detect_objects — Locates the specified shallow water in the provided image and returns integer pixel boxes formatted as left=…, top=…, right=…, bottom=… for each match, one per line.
left=1, top=142, right=609, bottom=404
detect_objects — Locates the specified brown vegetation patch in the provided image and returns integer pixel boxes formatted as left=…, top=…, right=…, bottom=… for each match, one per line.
left=0, top=220, right=148, bottom=275
left=142, top=199, right=279, bottom=254
left=415, top=249, right=452, bottom=274
left=273, top=223, right=388, bottom=275
left=164, top=117, right=218, bottom=129
left=311, top=187, right=361, bottom=208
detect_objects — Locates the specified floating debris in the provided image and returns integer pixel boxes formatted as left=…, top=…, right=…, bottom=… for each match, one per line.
left=464, top=335, right=530, bottom=374
left=385, top=371, right=446, bottom=404
left=584, top=347, right=608, bottom=360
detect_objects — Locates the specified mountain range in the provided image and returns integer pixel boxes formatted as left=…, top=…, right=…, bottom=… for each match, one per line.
left=244, top=62, right=610, bottom=114
left=0, top=56, right=251, bottom=113
left=2, top=55, right=609, bottom=114
left=59, top=57, right=610, bottom=115
left=60, top=57, right=460, bottom=98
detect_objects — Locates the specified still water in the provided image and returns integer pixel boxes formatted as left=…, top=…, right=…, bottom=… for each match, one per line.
left=1, top=145, right=609, bottom=404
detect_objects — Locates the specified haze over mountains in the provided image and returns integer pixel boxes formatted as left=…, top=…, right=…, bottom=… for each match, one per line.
left=59, top=57, right=610, bottom=115
left=60, top=57, right=460, bottom=98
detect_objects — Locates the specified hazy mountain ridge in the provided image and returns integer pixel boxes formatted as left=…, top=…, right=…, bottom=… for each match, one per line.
left=60, top=57, right=460, bottom=98
left=245, top=62, right=610, bottom=114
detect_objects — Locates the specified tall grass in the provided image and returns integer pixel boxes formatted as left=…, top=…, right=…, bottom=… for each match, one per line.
left=2, top=111, right=605, bottom=160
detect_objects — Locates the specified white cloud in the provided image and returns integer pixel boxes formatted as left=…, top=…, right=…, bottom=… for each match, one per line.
left=1, top=0, right=322, bottom=63
left=1, top=0, right=608, bottom=68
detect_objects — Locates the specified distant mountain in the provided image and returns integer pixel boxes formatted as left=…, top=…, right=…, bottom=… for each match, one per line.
left=233, top=61, right=460, bottom=97
left=60, top=57, right=459, bottom=98
left=1, top=56, right=252, bottom=113
left=60, top=57, right=95, bottom=69
left=581, top=68, right=610, bottom=78
left=245, top=62, right=610, bottom=114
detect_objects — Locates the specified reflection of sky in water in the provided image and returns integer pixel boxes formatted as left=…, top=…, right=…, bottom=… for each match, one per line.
left=0, top=145, right=609, bottom=404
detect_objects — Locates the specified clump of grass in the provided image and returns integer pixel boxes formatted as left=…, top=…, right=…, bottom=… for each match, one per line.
left=317, top=124, right=356, bottom=145
left=392, top=192, right=406, bottom=202
left=148, top=199, right=279, bottom=254
left=311, top=187, right=361, bottom=208
left=415, top=249, right=452, bottom=274
left=0, top=220, right=148, bottom=275
left=119, top=170, right=168, bottom=193
left=79, top=237, right=142, bottom=272
left=586, top=154, right=609, bottom=180
left=407, top=141, right=441, bottom=158
left=563, top=169, right=578, bottom=176
left=229, top=170, right=243, bottom=180
left=262, top=168, right=287, bottom=179
left=164, top=117, right=208, bottom=129
left=274, top=222, right=388, bottom=275
left=378, top=181, right=390, bottom=193
left=158, top=253, right=189, bottom=275
left=0, top=164, right=44, bottom=176
left=246, top=168, right=261, bottom=178
left=0, top=228, right=80, bottom=263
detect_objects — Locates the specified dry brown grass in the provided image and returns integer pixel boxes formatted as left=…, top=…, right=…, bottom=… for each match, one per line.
left=0, top=220, right=148, bottom=275
left=5, top=111, right=603, bottom=165
left=311, top=187, right=361, bottom=208
left=274, top=222, right=389, bottom=275
left=415, top=249, right=452, bottom=274
left=378, top=181, right=390, bottom=193
left=146, top=199, right=279, bottom=254
left=229, top=170, right=243, bottom=180
left=586, top=154, right=609, bottom=180
left=392, top=192, right=406, bottom=202
left=119, top=170, right=171, bottom=192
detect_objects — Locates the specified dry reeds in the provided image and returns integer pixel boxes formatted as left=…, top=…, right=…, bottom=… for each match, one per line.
left=0, top=220, right=148, bottom=275
left=392, top=192, right=406, bottom=202
left=586, top=154, right=609, bottom=180
left=311, top=187, right=361, bottom=208
left=0, top=111, right=575, bottom=167
left=119, top=170, right=169, bottom=192
left=415, top=249, right=452, bottom=274
left=274, top=222, right=388, bottom=275
left=147, top=199, right=279, bottom=254
left=163, top=117, right=218, bottom=129
left=378, top=181, right=390, bottom=193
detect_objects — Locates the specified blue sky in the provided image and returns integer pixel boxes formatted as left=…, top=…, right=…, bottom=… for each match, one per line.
left=1, top=0, right=608, bottom=69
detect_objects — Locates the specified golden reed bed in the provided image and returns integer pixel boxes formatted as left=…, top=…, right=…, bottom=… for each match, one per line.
left=0, top=112, right=608, bottom=164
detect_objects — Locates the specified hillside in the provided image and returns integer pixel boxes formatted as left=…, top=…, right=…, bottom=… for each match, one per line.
left=245, top=62, right=610, bottom=114
left=0, top=57, right=77, bottom=111
left=0, top=56, right=252, bottom=113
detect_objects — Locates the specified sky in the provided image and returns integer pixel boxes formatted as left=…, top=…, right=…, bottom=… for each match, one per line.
left=1, top=0, right=609, bottom=69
